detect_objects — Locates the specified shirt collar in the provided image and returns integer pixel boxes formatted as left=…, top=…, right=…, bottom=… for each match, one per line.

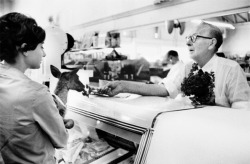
left=0, top=63, right=29, bottom=80
left=201, top=55, right=218, bottom=72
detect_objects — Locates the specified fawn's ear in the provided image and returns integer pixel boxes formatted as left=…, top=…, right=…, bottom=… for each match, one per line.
left=50, top=65, right=61, bottom=78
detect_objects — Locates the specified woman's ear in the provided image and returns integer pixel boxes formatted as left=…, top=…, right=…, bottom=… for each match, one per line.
left=20, top=43, right=27, bottom=51
left=20, top=43, right=28, bottom=56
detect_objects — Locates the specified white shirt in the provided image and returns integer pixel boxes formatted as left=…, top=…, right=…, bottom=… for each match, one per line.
left=0, top=64, right=69, bottom=164
left=161, top=55, right=250, bottom=108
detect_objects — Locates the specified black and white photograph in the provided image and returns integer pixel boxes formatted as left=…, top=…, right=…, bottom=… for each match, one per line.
left=0, top=0, right=250, bottom=164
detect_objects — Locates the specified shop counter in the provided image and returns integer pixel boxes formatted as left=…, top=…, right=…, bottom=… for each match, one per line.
left=146, top=106, right=250, bottom=164
left=61, top=91, right=250, bottom=164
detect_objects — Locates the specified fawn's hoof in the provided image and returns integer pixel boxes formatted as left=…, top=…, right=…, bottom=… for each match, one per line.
left=63, top=119, right=74, bottom=129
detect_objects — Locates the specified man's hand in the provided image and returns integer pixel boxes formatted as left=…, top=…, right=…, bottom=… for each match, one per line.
left=101, top=81, right=125, bottom=97
left=63, top=118, right=74, bottom=129
left=232, top=101, right=250, bottom=110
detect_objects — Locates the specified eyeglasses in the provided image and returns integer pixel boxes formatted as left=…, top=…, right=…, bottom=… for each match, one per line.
left=186, top=34, right=213, bottom=43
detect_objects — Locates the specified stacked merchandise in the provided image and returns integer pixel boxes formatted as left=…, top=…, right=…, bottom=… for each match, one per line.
left=55, top=122, right=135, bottom=164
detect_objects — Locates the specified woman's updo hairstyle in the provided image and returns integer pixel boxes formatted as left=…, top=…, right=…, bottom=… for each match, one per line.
left=0, top=12, right=46, bottom=64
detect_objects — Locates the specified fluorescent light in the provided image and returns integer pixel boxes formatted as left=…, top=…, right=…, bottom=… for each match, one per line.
left=204, top=20, right=235, bottom=29
left=191, top=19, right=235, bottom=30
left=191, top=19, right=203, bottom=24
left=98, top=32, right=106, bottom=37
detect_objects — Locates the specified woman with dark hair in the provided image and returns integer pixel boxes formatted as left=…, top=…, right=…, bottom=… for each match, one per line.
left=0, top=12, right=68, bottom=163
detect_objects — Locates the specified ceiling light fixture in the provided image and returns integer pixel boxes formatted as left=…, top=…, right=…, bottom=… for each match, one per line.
left=191, top=19, right=235, bottom=30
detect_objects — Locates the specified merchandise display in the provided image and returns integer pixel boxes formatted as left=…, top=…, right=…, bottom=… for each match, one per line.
left=55, top=121, right=136, bottom=164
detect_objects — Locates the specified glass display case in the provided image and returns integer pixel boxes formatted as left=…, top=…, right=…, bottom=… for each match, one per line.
left=55, top=90, right=250, bottom=164
left=59, top=109, right=140, bottom=164
left=56, top=90, right=194, bottom=164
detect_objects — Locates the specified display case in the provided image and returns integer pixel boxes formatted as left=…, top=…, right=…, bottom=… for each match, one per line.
left=145, top=106, right=250, bottom=164
left=60, top=90, right=194, bottom=164
left=57, top=90, right=250, bottom=164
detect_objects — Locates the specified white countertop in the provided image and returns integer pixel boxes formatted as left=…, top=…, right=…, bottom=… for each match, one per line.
left=146, top=106, right=250, bottom=164
left=66, top=90, right=194, bottom=129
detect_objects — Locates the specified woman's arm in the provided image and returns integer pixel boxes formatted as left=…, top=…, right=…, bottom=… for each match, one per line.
left=33, top=86, right=69, bottom=148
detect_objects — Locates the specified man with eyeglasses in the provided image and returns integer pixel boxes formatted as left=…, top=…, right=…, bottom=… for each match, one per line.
left=101, top=22, right=250, bottom=109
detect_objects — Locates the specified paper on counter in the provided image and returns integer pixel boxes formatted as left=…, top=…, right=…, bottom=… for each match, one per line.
left=114, top=93, right=141, bottom=100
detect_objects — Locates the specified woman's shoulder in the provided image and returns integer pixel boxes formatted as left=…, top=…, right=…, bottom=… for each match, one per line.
left=15, top=79, right=51, bottom=105
left=27, top=80, right=50, bottom=95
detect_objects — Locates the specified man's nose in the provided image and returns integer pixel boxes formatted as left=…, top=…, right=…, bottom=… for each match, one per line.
left=186, top=39, right=192, bottom=46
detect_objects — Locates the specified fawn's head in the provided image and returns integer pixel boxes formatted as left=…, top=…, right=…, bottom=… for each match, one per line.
left=50, top=65, right=85, bottom=92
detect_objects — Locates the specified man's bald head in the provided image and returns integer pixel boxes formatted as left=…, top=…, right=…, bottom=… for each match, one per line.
left=196, top=22, right=223, bottom=52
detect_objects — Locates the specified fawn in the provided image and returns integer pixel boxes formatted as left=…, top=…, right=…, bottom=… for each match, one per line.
left=50, top=65, right=86, bottom=128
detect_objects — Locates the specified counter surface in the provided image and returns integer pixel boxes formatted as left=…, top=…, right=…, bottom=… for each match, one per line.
left=66, top=90, right=194, bottom=129
left=146, top=106, right=250, bottom=164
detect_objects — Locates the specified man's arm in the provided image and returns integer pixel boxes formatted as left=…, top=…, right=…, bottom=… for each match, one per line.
left=103, top=61, right=185, bottom=97
left=231, top=101, right=250, bottom=110
left=227, top=63, right=250, bottom=110
left=103, top=81, right=169, bottom=97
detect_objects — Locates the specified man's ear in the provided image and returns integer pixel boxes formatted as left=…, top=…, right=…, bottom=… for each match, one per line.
left=208, top=38, right=217, bottom=50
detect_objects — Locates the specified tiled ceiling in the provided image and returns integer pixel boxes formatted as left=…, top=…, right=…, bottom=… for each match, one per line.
left=1, top=0, right=249, bottom=25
